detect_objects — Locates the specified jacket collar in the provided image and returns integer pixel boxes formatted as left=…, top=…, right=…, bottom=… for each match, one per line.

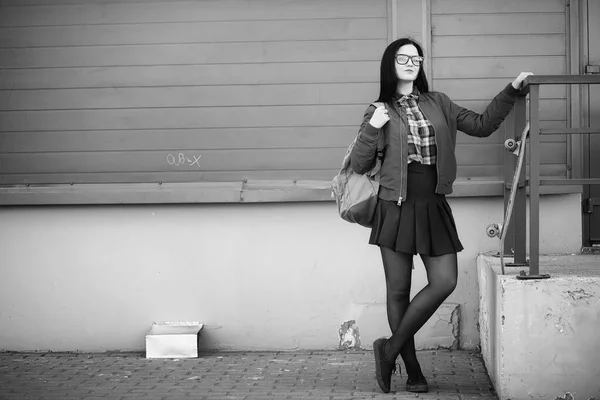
left=394, top=87, right=420, bottom=104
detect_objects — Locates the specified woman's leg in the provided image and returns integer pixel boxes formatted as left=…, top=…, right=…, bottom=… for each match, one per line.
left=380, top=247, right=422, bottom=377
left=383, top=253, right=458, bottom=362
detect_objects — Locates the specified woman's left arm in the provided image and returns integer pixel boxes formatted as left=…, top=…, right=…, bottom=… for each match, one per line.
left=448, top=72, right=534, bottom=137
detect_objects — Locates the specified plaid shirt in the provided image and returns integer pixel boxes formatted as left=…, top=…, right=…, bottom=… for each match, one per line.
left=396, top=90, right=437, bottom=165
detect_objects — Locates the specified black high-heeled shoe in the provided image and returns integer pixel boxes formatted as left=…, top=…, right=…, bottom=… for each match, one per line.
left=373, top=338, right=397, bottom=393
left=406, top=372, right=429, bottom=393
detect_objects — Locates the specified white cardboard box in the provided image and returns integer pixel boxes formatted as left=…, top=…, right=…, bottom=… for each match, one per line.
left=145, top=322, right=204, bottom=359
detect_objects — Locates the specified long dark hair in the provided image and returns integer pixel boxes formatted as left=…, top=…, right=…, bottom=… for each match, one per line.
left=376, top=38, right=429, bottom=104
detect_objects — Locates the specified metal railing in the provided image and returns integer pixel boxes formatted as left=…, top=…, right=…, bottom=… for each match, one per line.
left=503, top=75, right=600, bottom=279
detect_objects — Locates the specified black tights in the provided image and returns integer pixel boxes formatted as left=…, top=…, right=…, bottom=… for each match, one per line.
left=380, top=247, right=458, bottom=377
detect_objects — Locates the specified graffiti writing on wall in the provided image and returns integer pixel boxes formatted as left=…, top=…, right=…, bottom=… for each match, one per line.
left=167, top=153, right=202, bottom=168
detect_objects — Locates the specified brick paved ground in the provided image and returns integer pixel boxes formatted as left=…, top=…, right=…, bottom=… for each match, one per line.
left=0, top=350, right=497, bottom=400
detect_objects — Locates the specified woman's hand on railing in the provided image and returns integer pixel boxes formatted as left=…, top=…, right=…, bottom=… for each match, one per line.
left=511, top=72, right=535, bottom=90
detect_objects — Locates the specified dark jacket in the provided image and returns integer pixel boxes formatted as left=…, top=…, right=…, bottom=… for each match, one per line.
left=350, top=83, right=520, bottom=203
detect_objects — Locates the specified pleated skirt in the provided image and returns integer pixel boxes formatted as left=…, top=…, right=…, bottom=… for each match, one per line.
left=369, top=162, right=464, bottom=256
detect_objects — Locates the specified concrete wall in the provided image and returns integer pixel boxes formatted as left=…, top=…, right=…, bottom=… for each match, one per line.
left=478, top=254, right=600, bottom=400
left=0, top=194, right=581, bottom=352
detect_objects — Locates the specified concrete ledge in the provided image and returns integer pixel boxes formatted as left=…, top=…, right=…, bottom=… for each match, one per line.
left=477, top=254, right=600, bottom=400
left=0, top=179, right=581, bottom=205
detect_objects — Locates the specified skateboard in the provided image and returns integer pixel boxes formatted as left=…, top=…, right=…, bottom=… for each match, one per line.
left=486, top=122, right=530, bottom=274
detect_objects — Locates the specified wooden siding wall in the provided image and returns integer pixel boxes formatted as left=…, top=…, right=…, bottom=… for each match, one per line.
left=0, top=0, right=386, bottom=186
left=431, top=0, right=569, bottom=179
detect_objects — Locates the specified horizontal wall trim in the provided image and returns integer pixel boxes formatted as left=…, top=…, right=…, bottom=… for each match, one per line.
left=0, top=0, right=387, bottom=27
left=0, top=0, right=386, bottom=7
left=0, top=104, right=368, bottom=132
left=0, top=179, right=582, bottom=206
left=0, top=82, right=378, bottom=111
left=0, top=39, right=387, bottom=69
left=0, top=0, right=203, bottom=6
left=0, top=38, right=385, bottom=50
left=0, top=18, right=387, bottom=49
left=431, top=0, right=565, bottom=15
left=0, top=61, right=380, bottom=90
left=0, top=17, right=384, bottom=26
left=0, top=87, right=569, bottom=112
left=0, top=164, right=567, bottom=186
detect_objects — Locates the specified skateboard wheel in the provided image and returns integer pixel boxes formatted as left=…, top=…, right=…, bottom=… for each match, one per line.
left=486, top=223, right=502, bottom=238
left=504, top=138, right=517, bottom=151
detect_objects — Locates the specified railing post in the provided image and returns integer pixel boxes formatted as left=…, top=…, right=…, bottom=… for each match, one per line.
left=528, top=85, right=541, bottom=276
left=513, top=95, right=528, bottom=266
left=509, top=74, right=600, bottom=279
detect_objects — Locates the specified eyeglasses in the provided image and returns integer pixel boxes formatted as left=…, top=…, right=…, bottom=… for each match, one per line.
left=395, top=54, right=424, bottom=66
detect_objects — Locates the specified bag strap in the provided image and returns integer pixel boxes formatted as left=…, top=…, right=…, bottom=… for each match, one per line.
left=370, top=102, right=386, bottom=160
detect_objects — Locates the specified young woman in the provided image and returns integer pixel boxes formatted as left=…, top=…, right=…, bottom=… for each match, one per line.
left=350, top=37, right=532, bottom=394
